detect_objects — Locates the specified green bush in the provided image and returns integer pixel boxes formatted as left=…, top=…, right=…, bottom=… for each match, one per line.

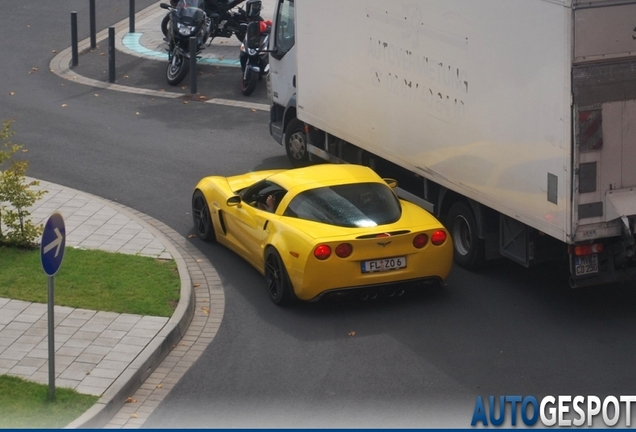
left=0, top=120, right=46, bottom=247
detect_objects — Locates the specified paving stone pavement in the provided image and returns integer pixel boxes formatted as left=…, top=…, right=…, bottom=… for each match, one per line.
left=0, top=299, right=168, bottom=397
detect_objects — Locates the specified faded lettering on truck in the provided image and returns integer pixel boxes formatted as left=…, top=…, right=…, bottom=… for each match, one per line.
left=367, top=38, right=468, bottom=121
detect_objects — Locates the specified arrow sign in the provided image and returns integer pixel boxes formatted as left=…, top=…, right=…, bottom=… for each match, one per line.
left=43, top=227, right=63, bottom=257
left=41, top=212, right=66, bottom=276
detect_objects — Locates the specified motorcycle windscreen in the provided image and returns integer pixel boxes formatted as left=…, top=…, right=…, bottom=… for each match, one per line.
left=246, top=21, right=261, bottom=49
left=175, top=1, right=206, bottom=26
left=176, top=0, right=205, bottom=8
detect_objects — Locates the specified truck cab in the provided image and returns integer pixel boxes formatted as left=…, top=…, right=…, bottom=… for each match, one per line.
left=267, top=0, right=298, bottom=150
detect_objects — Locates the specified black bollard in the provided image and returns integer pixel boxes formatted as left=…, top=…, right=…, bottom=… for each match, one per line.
left=89, top=0, right=96, bottom=49
left=190, top=37, right=197, bottom=94
left=129, top=0, right=135, bottom=33
left=71, top=11, right=78, bottom=67
left=108, top=27, right=115, bottom=83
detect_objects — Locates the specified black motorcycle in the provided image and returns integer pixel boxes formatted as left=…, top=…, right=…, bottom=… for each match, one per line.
left=162, top=0, right=248, bottom=43
left=239, top=22, right=270, bottom=95
left=161, top=0, right=211, bottom=86
left=239, top=0, right=270, bottom=95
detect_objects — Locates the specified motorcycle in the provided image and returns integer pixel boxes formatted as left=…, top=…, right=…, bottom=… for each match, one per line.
left=162, top=0, right=248, bottom=43
left=161, top=0, right=211, bottom=86
left=239, top=0, right=271, bottom=95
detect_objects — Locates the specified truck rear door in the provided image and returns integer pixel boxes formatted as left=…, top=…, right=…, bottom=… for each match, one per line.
left=572, top=0, right=636, bottom=241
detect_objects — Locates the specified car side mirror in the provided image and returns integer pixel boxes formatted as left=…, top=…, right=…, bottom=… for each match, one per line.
left=384, top=178, right=398, bottom=189
left=227, top=196, right=242, bottom=206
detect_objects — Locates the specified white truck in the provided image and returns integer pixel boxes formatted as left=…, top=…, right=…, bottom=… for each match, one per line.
left=266, top=0, right=636, bottom=288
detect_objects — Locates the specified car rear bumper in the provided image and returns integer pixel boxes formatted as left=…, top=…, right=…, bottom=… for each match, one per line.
left=291, top=242, right=454, bottom=301
left=308, top=277, right=445, bottom=302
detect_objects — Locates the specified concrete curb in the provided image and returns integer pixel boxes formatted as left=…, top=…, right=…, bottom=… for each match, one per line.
left=58, top=192, right=195, bottom=429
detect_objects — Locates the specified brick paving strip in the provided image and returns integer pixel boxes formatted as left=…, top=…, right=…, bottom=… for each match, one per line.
left=101, top=236, right=223, bottom=428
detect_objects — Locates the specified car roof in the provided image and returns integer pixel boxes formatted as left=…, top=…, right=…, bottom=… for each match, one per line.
left=267, top=164, right=383, bottom=191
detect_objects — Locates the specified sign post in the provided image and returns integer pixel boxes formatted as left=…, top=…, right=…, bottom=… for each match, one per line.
left=40, top=212, right=66, bottom=401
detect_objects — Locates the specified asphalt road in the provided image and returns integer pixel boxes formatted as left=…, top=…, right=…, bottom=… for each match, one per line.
left=4, top=1, right=636, bottom=428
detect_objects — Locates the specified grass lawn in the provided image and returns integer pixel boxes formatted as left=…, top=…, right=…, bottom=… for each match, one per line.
left=0, top=375, right=99, bottom=428
left=0, top=246, right=180, bottom=316
left=0, top=245, right=181, bottom=427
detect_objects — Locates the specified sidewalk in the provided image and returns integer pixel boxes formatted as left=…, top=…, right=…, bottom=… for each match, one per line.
left=1, top=178, right=224, bottom=428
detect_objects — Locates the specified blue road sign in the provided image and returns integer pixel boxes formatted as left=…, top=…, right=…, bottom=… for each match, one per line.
left=41, top=212, right=66, bottom=276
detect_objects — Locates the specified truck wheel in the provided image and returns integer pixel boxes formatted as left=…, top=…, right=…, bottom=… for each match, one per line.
left=285, top=119, right=309, bottom=167
left=446, top=201, right=486, bottom=270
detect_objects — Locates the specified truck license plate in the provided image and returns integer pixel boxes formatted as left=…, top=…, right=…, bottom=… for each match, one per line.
left=574, top=254, right=599, bottom=276
left=361, top=256, right=406, bottom=273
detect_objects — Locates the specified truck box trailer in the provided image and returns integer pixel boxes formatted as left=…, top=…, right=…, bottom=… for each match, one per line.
left=267, top=0, right=636, bottom=287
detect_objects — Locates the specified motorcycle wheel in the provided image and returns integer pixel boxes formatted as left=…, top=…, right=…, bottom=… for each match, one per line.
left=167, top=49, right=189, bottom=86
left=161, top=13, right=170, bottom=37
left=241, top=68, right=258, bottom=96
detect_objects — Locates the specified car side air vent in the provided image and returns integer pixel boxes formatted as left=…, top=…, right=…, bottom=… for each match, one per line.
left=356, top=230, right=411, bottom=239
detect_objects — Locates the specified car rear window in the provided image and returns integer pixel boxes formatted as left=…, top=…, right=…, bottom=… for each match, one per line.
left=283, top=183, right=401, bottom=227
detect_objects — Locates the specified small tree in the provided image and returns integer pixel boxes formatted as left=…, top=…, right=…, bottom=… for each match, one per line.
left=0, top=121, right=46, bottom=248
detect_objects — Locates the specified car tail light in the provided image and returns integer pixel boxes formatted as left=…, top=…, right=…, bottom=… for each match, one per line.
left=314, top=244, right=332, bottom=260
left=335, top=243, right=353, bottom=258
left=431, top=230, right=447, bottom=246
left=413, top=234, right=428, bottom=248
left=570, top=243, right=603, bottom=256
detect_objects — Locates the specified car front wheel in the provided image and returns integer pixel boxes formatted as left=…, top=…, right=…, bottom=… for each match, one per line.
left=192, top=190, right=216, bottom=242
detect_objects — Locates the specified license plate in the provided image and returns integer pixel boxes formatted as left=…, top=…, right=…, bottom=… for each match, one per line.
left=574, top=254, right=599, bottom=276
left=361, top=256, right=406, bottom=273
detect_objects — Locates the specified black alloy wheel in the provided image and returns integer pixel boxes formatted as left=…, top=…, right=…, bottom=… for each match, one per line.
left=192, top=190, right=216, bottom=242
left=264, top=247, right=296, bottom=306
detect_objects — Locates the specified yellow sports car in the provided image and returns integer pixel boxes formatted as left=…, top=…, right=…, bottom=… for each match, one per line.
left=191, top=164, right=453, bottom=305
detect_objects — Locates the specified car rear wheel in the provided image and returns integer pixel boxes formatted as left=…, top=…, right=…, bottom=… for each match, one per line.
left=264, top=247, right=296, bottom=306
left=192, top=190, right=216, bottom=242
